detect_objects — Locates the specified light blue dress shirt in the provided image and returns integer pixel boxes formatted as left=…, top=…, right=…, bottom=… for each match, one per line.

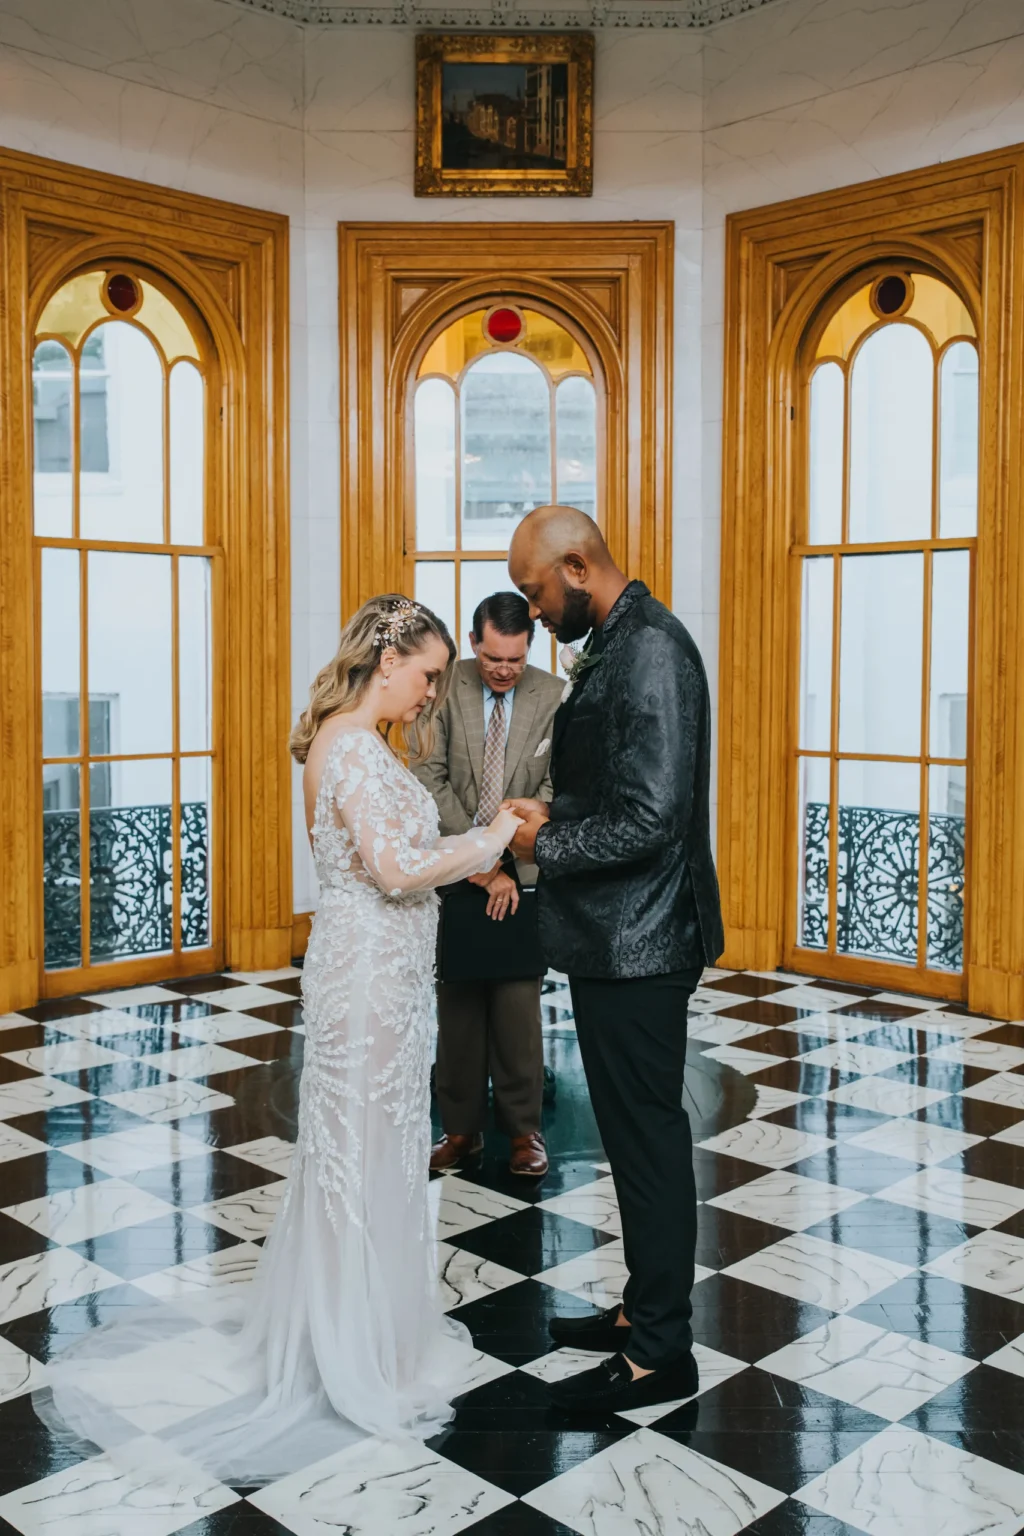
left=482, top=684, right=514, bottom=745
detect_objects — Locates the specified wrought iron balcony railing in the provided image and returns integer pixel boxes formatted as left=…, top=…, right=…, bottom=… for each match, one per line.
left=43, top=801, right=209, bottom=971
left=802, top=801, right=965, bottom=972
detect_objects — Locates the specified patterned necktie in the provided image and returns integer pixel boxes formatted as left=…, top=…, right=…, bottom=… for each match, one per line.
left=476, top=693, right=506, bottom=826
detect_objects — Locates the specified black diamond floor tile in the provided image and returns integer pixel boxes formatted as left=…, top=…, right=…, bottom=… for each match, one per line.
left=125, top=1149, right=284, bottom=1207
left=739, top=1503, right=868, bottom=1536
left=68, top=1209, right=243, bottom=1281
left=790, top=1146, right=927, bottom=1197
left=174, top=1504, right=297, bottom=1535
left=704, top=975, right=796, bottom=998
left=847, top=1271, right=1024, bottom=1359
left=802, top=1196, right=974, bottom=1265
left=917, top=1094, right=1024, bottom=1137
left=0, top=1151, right=112, bottom=1205
left=14, top=999, right=104, bottom=1025
left=756, top=1099, right=892, bottom=1140
left=462, top=1503, right=579, bottom=1536
left=694, top=1206, right=785, bottom=1269
left=451, top=1279, right=592, bottom=1366
left=0, top=1281, right=163, bottom=1362
left=448, top=1206, right=616, bottom=1274
left=6, top=1100, right=151, bottom=1147
left=690, top=1275, right=836, bottom=1361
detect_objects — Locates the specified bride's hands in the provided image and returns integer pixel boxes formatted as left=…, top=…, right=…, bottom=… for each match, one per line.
left=488, top=806, right=524, bottom=848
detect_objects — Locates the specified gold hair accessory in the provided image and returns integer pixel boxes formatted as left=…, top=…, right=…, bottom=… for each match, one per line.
left=375, top=599, right=421, bottom=651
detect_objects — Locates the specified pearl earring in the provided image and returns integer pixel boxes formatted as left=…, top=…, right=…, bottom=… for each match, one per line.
left=382, top=676, right=390, bottom=688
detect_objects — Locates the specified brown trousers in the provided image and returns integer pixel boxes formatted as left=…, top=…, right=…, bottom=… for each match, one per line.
left=435, top=977, right=544, bottom=1138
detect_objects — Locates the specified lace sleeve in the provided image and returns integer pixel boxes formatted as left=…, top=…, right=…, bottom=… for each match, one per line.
left=333, top=733, right=502, bottom=897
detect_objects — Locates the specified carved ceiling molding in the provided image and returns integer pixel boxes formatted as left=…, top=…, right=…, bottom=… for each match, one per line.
left=226, top=0, right=785, bottom=28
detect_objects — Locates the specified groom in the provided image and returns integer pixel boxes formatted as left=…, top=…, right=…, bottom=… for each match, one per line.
left=505, top=505, right=724, bottom=1414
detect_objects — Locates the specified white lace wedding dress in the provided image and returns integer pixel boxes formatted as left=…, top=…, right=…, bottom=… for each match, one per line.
left=38, top=727, right=503, bottom=1485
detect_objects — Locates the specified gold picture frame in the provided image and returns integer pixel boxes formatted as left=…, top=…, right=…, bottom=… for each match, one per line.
left=415, top=33, right=594, bottom=198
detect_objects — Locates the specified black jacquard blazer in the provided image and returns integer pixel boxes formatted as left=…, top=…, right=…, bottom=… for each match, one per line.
left=534, top=581, right=724, bottom=979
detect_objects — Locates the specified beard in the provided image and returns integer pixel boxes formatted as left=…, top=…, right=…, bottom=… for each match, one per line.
left=553, top=579, right=593, bottom=643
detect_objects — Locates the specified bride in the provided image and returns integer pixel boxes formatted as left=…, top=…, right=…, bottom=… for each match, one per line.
left=37, top=596, right=522, bottom=1485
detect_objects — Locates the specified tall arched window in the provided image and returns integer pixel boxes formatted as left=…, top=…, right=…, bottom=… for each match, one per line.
left=408, top=303, right=600, bottom=668
left=794, top=271, right=977, bottom=981
left=33, top=268, right=215, bottom=980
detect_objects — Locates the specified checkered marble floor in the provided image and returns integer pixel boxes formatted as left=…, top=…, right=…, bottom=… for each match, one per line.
left=0, top=966, right=1022, bottom=1534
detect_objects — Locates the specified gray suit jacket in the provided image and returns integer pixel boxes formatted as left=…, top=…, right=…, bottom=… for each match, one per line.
left=413, top=659, right=565, bottom=885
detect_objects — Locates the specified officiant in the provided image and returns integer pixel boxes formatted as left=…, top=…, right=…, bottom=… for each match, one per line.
left=413, top=592, right=564, bottom=1179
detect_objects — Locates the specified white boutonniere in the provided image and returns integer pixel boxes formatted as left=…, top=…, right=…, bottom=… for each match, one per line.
left=534, top=738, right=551, bottom=757
left=559, top=641, right=602, bottom=703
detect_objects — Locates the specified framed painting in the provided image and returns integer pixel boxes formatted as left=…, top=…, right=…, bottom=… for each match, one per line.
left=415, top=33, right=594, bottom=198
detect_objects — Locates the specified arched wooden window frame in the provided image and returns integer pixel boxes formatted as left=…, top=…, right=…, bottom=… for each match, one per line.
left=718, top=145, right=1024, bottom=1020
left=0, top=148, right=292, bottom=1010
left=404, top=295, right=607, bottom=656
left=339, top=222, right=674, bottom=616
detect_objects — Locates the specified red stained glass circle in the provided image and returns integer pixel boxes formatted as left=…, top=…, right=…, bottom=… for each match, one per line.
left=106, top=273, right=139, bottom=313
left=485, top=307, right=523, bottom=345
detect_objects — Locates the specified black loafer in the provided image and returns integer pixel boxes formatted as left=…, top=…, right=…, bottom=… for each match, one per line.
left=548, top=1304, right=631, bottom=1353
left=547, top=1351, right=699, bottom=1413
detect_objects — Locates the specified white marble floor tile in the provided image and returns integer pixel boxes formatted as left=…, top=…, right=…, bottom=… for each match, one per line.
left=0, top=1247, right=121, bottom=1323
left=878, top=1167, right=1024, bottom=1229
left=519, top=1347, right=615, bottom=1384
left=2, top=1039, right=131, bottom=1074
left=172, top=1012, right=285, bottom=1045
left=537, top=1179, right=622, bottom=1235
left=190, top=1182, right=285, bottom=1242
left=223, top=1136, right=295, bottom=1177
left=83, top=1327, right=251, bottom=1434
left=56, top=1009, right=161, bottom=1039
left=536, top=1240, right=631, bottom=1308
left=985, top=1335, right=1024, bottom=1379
left=960, top=1072, right=1024, bottom=1110
left=701, top=1044, right=788, bottom=1075
left=924, top=1230, right=1024, bottom=1302
left=766, top=986, right=854, bottom=1012
left=142, top=1044, right=260, bottom=1080
left=450, top=1343, right=517, bottom=1395
left=523, top=1427, right=786, bottom=1534
left=824, top=1077, right=950, bottom=1116
left=617, top=1343, right=750, bottom=1427
left=187, top=983, right=295, bottom=1011
left=0, top=1076, right=93, bottom=1120
left=0, top=1015, right=34, bottom=1032
left=795, top=1425, right=1024, bottom=1535
left=436, top=1243, right=525, bottom=1310
left=799, top=1041, right=913, bottom=1075
left=706, top=1170, right=867, bottom=1231
left=4, top=1178, right=173, bottom=1245
left=226, top=967, right=301, bottom=984
left=845, top=1118, right=983, bottom=1166
left=896, top=1011, right=1001, bottom=1038
left=0, top=1335, right=47, bottom=1405
left=991, top=1119, right=1024, bottom=1148
left=0, top=1443, right=238, bottom=1535
left=104, top=1080, right=235, bottom=1123
left=724, top=1233, right=913, bottom=1314
left=687, top=988, right=745, bottom=1015
left=870, top=993, right=946, bottom=1010
left=290, top=1024, right=306, bottom=1036
left=698, top=1120, right=834, bottom=1169
left=250, top=1436, right=513, bottom=1535
left=748, top=1085, right=812, bottom=1118
left=62, top=1124, right=213, bottom=1175
left=758, top=1315, right=975, bottom=1420
left=429, top=1176, right=528, bottom=1239
left=134, top=1244, right=263, bottom=1307
left=777, top=1014, right=875, bottom=1042
left=927, top=1037, right=1024, bottom=1072
left=689, top=1017, right=771, bottom=1046
left=0, top=1125, right=50, bottom=1164
left=83, top=986, right=187, bottom=1007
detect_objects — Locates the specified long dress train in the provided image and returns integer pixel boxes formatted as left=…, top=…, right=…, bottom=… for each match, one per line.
left=36, top=726, right=504, bottom=1485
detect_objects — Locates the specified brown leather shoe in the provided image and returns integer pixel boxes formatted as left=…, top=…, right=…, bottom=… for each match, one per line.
left=430, top=1133, right=483, bottom=1172
left=509, top=1132, right=549, bottom=1177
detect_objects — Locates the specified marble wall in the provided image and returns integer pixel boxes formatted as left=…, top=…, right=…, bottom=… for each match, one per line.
left=1, top=0, right=1022, bottom=912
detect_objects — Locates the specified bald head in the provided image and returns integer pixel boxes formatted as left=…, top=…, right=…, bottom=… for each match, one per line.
left=510, top=505, right=612, bottom=573
left=508, top=505, right=627, bottom=645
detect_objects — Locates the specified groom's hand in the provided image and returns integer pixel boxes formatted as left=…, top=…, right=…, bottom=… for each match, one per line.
left=501, top=800, right=550, bottom=861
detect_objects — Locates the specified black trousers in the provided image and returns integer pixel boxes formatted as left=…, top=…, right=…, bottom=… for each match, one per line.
left=569, top=969, right=701, bottom=1370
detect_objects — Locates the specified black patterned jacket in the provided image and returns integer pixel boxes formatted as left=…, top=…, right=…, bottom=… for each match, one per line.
left=534, top=580, right=724, bottom=979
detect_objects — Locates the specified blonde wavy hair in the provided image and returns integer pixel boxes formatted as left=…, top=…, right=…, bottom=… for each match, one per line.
left=290, top=595, right=456, bottom=766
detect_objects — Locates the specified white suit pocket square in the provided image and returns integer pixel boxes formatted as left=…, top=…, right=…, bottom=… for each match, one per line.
left=534, top=738, right=551, bottom=757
